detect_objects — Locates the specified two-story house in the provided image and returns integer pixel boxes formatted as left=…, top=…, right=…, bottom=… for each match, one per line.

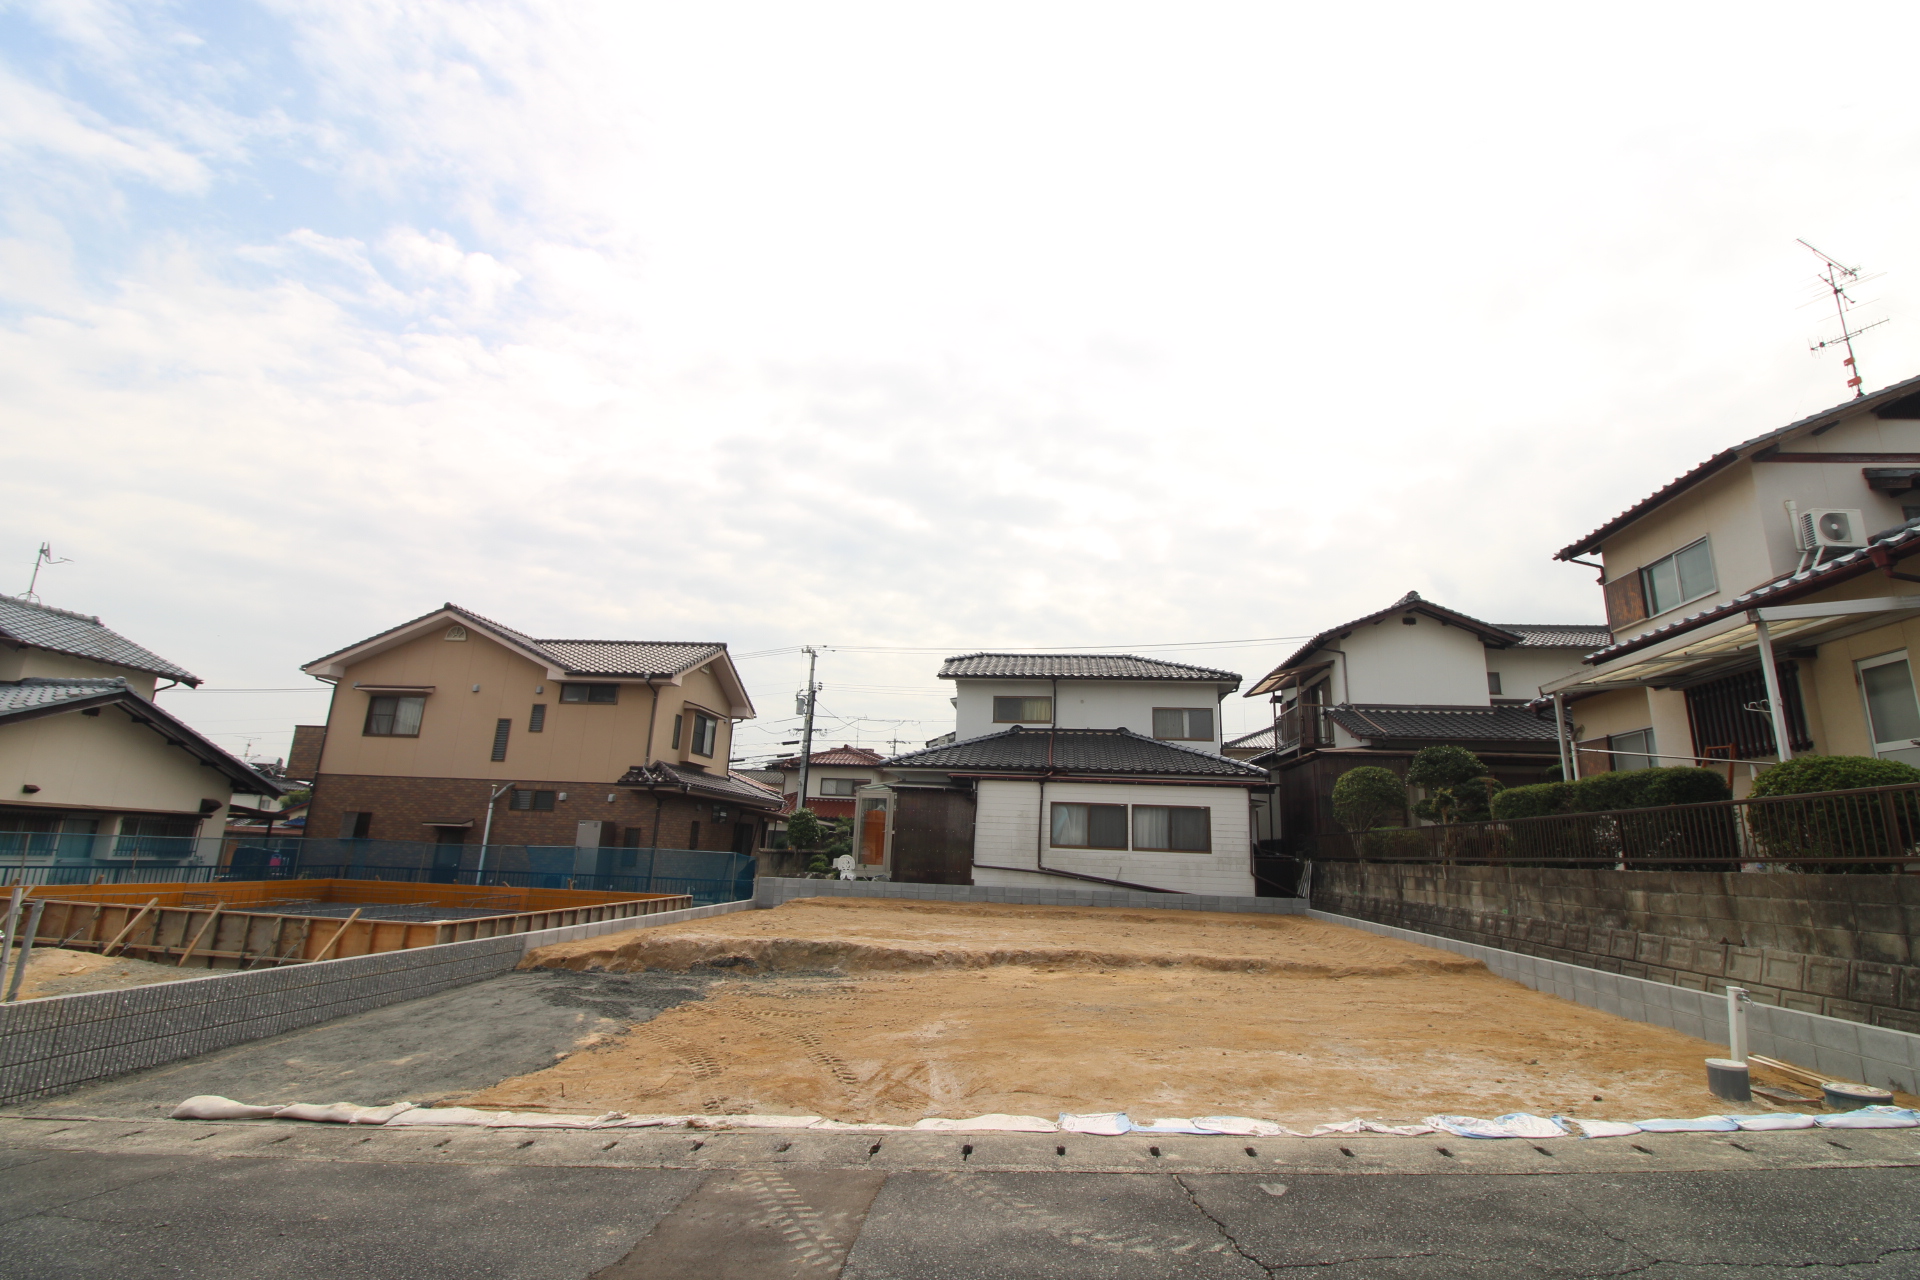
left=1232, top=591, right=1607, bottom=852
left=769, top=745, right=889, bottom=821
left=297, top=603, right=781, bottom=878
left=1544, top=372, right=1920, bottom=793
left=855, top=654, right=1267, bottom=893
left=0, top=595, right=279, bottom=874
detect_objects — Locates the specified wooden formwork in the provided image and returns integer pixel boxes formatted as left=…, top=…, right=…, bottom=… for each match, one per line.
left=18, top=879, right=694, bottom=969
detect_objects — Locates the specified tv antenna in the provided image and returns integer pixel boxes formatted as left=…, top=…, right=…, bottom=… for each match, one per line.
left=1799, top=239, right=1888, bottom=397
left=22, top=542, right=72, bottom=603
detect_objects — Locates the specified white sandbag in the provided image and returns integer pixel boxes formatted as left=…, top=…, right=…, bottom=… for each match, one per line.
left=1423, top=1115, right=1514, bottom=1139
left=687, top=1114, right=822, bottom=1129
left=381, top=1106, right=498, bottom=1127
left=484, top=1112, right=618, bottom=1129
left=1495, top=1113, right=1569, bottom=1139
left=912, top=1114, right=1057, bottom=1133
left=1814, top=1106, right=1919, bottom=1129
left=1312, top=1119, right=1436, bottom=1137
left=594, top=1115, right=693, bottom=1128
left=1556, top=1117, right=1641, bottom=1138
left=349, top=1102, right=417, bottom=1125
left=1728, top=1113, right=1817, bottom=1131
left=171, top=1096, right=281, bottom=1121
left=1192, top=1117, right=1297, bottom=1137
left=1634, top=1116, right=1737, bottom=1133
left=1059, top=1113, right=1131, bottom=1136
left=1133, top=1118, right=1209, bottom=1134
left=274, top=1101, right=413, bottom=1125
left=808, top=1119, right=912, bottom=1131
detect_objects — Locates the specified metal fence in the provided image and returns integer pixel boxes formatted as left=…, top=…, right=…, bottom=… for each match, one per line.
left=1301, top=780, right=1920, bottom=870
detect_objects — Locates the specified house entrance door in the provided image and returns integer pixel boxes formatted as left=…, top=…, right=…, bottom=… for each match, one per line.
left=431, top=827, right=466, bottom=883
left=1856, top=651, right=1920, bottom=767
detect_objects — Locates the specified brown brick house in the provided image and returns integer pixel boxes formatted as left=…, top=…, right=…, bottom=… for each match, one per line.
left=296, top=604, right=780, bottom=877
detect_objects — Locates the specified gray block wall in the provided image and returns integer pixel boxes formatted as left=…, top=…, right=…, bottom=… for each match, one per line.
left=1309, top=910, right=1920, bottom=1097
left=753, top=876, right=1306, bottom=914
left=0, top=899, right=755, bottom=1108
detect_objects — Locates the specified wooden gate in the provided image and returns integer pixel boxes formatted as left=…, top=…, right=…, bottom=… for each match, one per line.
left=890, top=788, right=976, bottom=884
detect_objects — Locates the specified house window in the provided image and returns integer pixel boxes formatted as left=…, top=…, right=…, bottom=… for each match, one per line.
left=490, top=718, right=511, bottom=762
left=1151, top=708, right=1214, bottom=741
left=116, top=814, right=198, bottom=858
left=1050, top=802, right=1128, bottom=849
left=338, top=811, right=372, bottom=839
left=560, top=683, right=618, bottom=704
left=993, top=696, right=1052, bottom=723
left=1683, top=663, right=1811, bottom=759
left=1487, top=672, right=1503, bottom=696
left=671, top=714, right=683, bottom=749
left=1641, top=538, right=1716, bottom=617
left=818, top=778, right=859, bottom=796
left=1857, top=651, right=1920, bottom=759
left=510, top=789, right=557, bottom=811
left=1132, top=805, right=1211, bottom=852
left=1608, top=728, right=1657, bottom=772
left=363, top=695, right=425, bottom=737
left=529, top=704, right=546, bottom=732
left=689, top=821, right=701, bottom=848
left=690, top=711, right=719, bottom=757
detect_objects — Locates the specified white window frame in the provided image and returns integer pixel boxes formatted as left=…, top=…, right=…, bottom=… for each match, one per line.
left=1855, top=649, right=1920, bottom=758
left=817, top=777, right=859, bottom=797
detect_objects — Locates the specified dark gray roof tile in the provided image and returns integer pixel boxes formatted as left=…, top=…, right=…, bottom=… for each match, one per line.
left=938, top=653, right=1241, bottom=684
left=1325, top=703, right=1560, bottom=743
left=883, top=726, right=1266, bottom=778
left=0, top=596, right=200, bottom=684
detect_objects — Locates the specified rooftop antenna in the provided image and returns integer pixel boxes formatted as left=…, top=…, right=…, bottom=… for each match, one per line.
left=1798, top=239, right=1888, bottom=397
left=22, top=543, right=72, bottom=603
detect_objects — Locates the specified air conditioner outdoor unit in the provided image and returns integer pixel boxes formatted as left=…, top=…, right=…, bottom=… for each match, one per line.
left=1798, top=508, right=1865, bottom=550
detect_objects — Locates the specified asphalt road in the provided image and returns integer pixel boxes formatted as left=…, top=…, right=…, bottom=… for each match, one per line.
left=4, top=1122, right=1918, bottom=1280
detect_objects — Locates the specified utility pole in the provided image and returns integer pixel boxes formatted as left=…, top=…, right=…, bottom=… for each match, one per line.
left=796, top=648, right=819, bottom=813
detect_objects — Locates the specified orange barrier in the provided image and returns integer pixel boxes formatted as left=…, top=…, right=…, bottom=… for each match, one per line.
left=21, top=879, right=693, bottom=968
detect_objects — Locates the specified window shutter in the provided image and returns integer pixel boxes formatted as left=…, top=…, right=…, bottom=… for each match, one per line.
left=491, top=718, right=511, bottom=762
left=1602, top=572, right=1647, bottom=630
left=529, top=704, right=546, bottom=732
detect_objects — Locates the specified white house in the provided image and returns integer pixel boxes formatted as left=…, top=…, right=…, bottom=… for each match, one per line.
left=856, top=654, right=1267, bottom=893
left=769, top=744, right=889, bottom=821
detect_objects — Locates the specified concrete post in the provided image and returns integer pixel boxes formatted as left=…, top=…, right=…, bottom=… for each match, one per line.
left=1725, top=985, right=1749, bottom=1063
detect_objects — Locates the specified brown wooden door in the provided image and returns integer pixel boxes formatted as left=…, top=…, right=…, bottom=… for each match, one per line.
left=890, top=788, right=975, bottom=884
left=860, top=808, right=887, bottom=864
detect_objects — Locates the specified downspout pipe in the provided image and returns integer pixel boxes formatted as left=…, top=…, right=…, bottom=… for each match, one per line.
left=1036, top=679, right=1059, bottom=875
left=477, top=781, right=517, bottom=876
left=1552, top=692, right=1573, bottom=780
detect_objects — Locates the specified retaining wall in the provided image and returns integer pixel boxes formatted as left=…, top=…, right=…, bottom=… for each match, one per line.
left=1311, top=863, right=1920, bottom=1033
left=0, top=898, right=755, bottom=1108
left=1310, top=910, right=1920, bottom=1097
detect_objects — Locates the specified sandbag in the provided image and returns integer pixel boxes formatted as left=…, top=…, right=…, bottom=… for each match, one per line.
left=1815, top=1106, right=1919, bottom=1129
left=1495, top=1113, right=1568, bottom=1139
left=1192, top=1117, right=1297, bottom=1137
left=912, top=1114, right=1057, bottom=1133
left=1556, top=1117, right=1641, bottom=1138
left=381, top=1106, right=497, bottom=1127
left=484, top=1112, right=621, bottom=1129
left=1310, top=1119, right=1435, bottom=1137
left=1132, top=1118, right=1209, bottom=1134
left=1727, top=1114, right=1817, bottom=1131
left=1423, top=1115, right=1514, bottom=1139
left=594, top=1115, right=693, bottom=1128
left=171, top=1096, right=281, bottom=1121
left=687, top=1114, right=822, bottom=1129
left=1633, top=1116, right=1738, bottom=1132
left=274, top=1101, right=414, bottom=1125
left=1059, top=1113, right=1131, bottom=1136
left=809, top=1119, right=912, bottom=1131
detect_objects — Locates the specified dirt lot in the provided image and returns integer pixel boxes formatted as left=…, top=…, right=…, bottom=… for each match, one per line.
left=470, top=898, right=1753, bottom=1127
left=5, top=947, right=209, bottom=1001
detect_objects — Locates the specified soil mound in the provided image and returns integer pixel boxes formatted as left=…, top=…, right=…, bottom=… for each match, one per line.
left=522, top=897, right=1484, bottom=979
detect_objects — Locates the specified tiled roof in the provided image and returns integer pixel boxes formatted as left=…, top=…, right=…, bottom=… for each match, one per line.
left=1222, top=724, right=1278, bottom=752
left=614, top=761, right=785, bottom=809
left=1249, top=592, right=1525, bottom=696
left=0, top=676, right=129, bottom=714
left=1324, top=704, right=1561, bottom=743
left=0, top=678, right=282, bottom=792
left=769, top=745, right=888, bottom=769
left=1554, top=371, right=1920, bottom=560
left=882, top=726, right=1266, bottom=778
left=1495, top=623, right=1613, bottom=650
left=0, top=596, right=200, bottom=685
left=1582, top=520, right=1920, bottom=665
left=532, top=640, right=725, bottom=678
left=938, top=653, right=1241, bottom=685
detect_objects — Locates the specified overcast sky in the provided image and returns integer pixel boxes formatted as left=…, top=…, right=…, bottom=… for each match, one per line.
left=6, top=1, right=1920, bottom=766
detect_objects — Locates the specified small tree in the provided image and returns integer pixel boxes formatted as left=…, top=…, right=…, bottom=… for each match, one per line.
left=1407, top=745, right=1502, bottom=824
left=786, top=807, right=828, bottom=851
left=1331, top=767, right=1407, bottom=832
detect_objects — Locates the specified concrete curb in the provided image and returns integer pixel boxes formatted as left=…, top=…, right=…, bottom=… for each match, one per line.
left=0, top=898, right=757, bottom=1108
left=1309, top=909, right=1920, bottom=1096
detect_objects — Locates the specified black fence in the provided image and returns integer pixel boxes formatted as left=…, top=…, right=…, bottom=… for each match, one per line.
left=1302, top=780, right=1920, bottom=871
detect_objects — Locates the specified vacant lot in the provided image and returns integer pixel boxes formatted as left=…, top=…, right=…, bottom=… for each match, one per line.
left=471, top=898, right=1737, bottom=1126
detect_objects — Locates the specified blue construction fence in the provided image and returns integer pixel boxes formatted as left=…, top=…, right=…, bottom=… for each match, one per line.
left=0, top=836, right=755, bottom=907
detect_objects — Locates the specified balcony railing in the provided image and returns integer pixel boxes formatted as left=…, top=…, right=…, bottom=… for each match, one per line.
left=1300, top=780, right=1920, bottom=871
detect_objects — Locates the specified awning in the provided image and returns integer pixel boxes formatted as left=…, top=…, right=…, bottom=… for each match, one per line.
left=1546, top=595, right=1920, bottom=694
left=1247, top=661, right=1335, bottom=698
left=420, top=819, right=474, bottom=828
left=353, top=684, right=437, bottom=694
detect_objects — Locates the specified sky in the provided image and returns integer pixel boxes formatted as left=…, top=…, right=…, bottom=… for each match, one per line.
left=7, top=1, right=1920, bottom=768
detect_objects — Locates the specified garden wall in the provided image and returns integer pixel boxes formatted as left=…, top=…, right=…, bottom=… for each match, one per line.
left=1311, top=862, right=1920, bottom=1032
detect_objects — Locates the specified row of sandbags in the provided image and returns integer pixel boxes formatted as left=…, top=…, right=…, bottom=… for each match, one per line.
left=170, top=1096, right=1920, bottom=1136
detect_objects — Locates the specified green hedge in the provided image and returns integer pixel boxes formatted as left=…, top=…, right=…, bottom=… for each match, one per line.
left=1748, top=754, right=1920, bottom=797
left=1489, top=766, right=1731, bottom=820
left=1747, top=755, right=1920, bottom=869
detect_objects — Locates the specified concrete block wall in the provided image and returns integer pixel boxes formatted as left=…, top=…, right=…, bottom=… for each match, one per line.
left=1312, top=863, right=1920, bottom=1033
left=1310, top=910, right=1920, bottom=1097
left=753, top=876, right=1305, bottom=915
left=0, top=898, right=755, bottom=1108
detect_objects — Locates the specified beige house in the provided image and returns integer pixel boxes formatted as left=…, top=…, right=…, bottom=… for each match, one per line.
left=1546, top=372, right=1920, bottom=792
left=0, top=595, right=277, bottom=873
left=296, top=603, right=780, bottom=877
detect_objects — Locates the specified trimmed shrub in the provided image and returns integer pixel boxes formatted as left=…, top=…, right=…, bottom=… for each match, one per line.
left=1747, top=754, right=1920, bottom=870
left=1488, top=767, right=1730, bottom=820
left=1749, top=754, right=1920, bottom=798
left=1407, top=745, right=1502, bottom=824
left=1489, top=781, right=1574, bottom=820
left=1331, top=766, right=1407, bottom=833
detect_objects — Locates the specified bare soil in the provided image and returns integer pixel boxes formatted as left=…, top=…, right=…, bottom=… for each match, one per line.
left=6, top=947, right=210, bottom=1001
left=474, top=898, right=1756, bottom=1127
